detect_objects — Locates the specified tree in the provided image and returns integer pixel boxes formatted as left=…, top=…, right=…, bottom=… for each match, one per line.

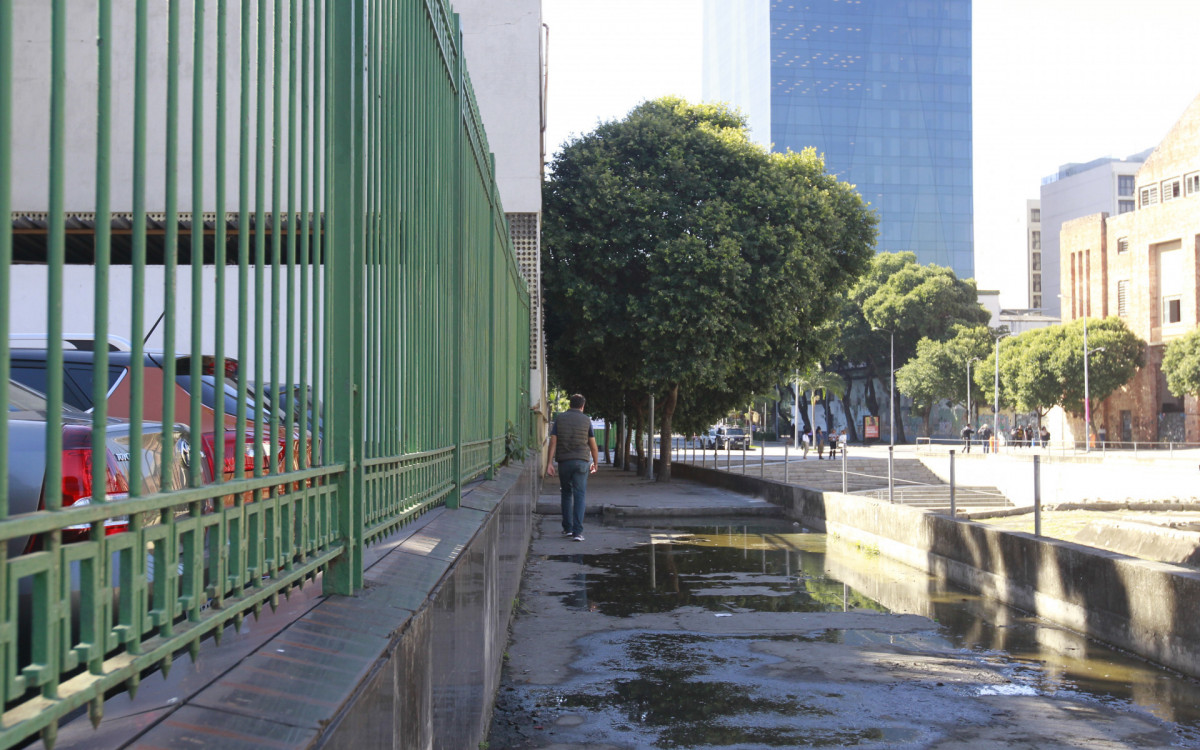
left=978, top=317, right=1144, bottom=432
left=896, top=325, right=994, bottom=436
left=1058, top=317, right=1144, bottom=424
left=833, top=252, right=991, bottom=443
left=542, top=97, right=877, bottom=480
left=796, top=367, right=846, bottom=434
left=1163, top=327, right=1200, bottom=400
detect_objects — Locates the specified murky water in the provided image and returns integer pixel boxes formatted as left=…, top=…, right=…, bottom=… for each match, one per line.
left=538, top=517, right=1200, bottom=746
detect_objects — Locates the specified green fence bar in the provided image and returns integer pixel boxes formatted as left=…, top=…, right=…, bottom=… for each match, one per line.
left=1, top=0, right=531, bottom=744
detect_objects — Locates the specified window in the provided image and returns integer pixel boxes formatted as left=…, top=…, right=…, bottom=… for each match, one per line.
left=1031, top=231, right=1041, bottom=249
left=1118, top=200, right=1136, bottom=214
left=1117, top=280, right=1128, bottom=317
left=1032, top=295, right=1042, bottom=308
left=1032, top=277, right=1041, bottom=292
left=1031, top=253, right=1041, bottom=271
left=1118, top=175, right=1135, bottom=196
left=1117, top=237, right=1129, bottom=254
left=1141, top=185, right=1159, bottom=207
left=1162, top=178, right=1182, bottom=202
left=1186, top=172, right=1200, bottom=197
left=1165, top=296, right=1182, bottom=324
left=1030, top=208, right=1041, bottom=222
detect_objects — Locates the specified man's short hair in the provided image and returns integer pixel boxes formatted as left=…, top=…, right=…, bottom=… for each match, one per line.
left=569, top=393, right=586, bottom=409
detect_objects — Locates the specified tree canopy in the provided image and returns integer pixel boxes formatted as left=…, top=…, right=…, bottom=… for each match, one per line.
left=542, top=97, right=877, bottom=479
left=1162, top=328, right=1200, bottom=400
left=830, top=251, right=990, bottom=442
left=895, top=325, right=994, bottom=435
left=977, top=317, right=1144, bottom=426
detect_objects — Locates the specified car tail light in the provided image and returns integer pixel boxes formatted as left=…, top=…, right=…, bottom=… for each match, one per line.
left=58, top=425, right=131, bottom=543
left=201, top=429, right=284, bottom=480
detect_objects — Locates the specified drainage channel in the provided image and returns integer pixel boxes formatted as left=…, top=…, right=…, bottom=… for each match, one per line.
left=490, top=516, right=1200, bottom=749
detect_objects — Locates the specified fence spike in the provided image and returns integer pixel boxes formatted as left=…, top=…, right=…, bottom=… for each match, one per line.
left=88, top=696, right=104, bottom=729
left=40, top=721, right=57, bottom=750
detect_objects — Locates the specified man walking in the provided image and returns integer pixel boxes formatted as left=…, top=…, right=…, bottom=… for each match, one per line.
left=546, top=393, right=599, bottom=541
left=960, top=423, right=974, bottom=453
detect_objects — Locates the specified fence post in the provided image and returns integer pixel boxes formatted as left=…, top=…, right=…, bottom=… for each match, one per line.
left=841, top=445, right=847, bottom=493
left=1033, top=454, right=1041, bottom=537
left=888, top=446, right=894, bottom=504
left=486, top=155, right=497, bottom=479
left=760, top=442, right=765, bottom=478
left=784, top=442, right=789, bottom=484
left=448, top=13, right=465, bottom=508
left=949, top=449, right=956, bottom=518
left=327, top=0, right=366, bottom=595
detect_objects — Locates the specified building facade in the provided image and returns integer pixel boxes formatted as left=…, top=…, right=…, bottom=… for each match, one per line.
left=1059, top=95, right=1200, bottom=444
left=1027, top=199, right=1043, bottom=309
left=458, top=0, right=549, bottom=426
left=1038, top=151, right=1150, bottom=317
left=702, top=0, right=973, bottom=280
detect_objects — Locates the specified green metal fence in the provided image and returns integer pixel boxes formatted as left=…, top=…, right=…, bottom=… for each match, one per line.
left=0, top=1, right=531, bottom=746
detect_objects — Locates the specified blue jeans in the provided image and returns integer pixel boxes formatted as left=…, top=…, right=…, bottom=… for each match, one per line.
left=558, top=459, right=590, bottom=535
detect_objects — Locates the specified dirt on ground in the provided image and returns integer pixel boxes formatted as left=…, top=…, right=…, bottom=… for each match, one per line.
left=487, top=516, right=1200, bottom=749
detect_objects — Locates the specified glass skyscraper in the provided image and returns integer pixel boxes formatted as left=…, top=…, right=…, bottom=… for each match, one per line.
left=703, top=0, right=974, bottom=280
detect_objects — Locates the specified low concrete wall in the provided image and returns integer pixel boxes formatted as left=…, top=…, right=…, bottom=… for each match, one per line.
left=916, top=450, right=1200, bottom=505
left=85, top=459, right=539, bottom=750
left=673, top=462, right=1200, bottom=680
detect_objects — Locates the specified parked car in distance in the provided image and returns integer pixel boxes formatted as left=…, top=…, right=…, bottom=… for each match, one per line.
left=6, top=378, right=200, bottom=556
left=7, top=378, right=203, bottom=667
left=715, top=426, right=750, bottom=450
left=8, top=345, right=295, bottom=486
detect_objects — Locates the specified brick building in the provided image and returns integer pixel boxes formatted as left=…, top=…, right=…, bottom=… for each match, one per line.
left=1059, top=93, right=1200, bottom=444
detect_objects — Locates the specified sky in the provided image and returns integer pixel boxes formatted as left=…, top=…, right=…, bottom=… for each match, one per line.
left=541, top=0, right=1200, bottom=308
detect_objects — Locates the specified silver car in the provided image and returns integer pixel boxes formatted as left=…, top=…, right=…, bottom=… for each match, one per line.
left=7, top=379, right=197, bottom=556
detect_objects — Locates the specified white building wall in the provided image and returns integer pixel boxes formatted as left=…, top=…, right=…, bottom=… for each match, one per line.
left=1039, top=157, right=1146, bottom=317
left=701, top=0, right=771, bottom=148
left=456, top=0, right=548, bottom=418
left=12, top=0, right=304, bottom=215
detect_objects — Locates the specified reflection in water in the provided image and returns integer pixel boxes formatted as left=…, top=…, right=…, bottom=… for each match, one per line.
left=545, top=518, right=1200, bottom=741
left=548, top=524, right=886, bottom=617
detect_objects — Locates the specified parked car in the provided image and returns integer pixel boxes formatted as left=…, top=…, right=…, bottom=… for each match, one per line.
left=7, top=379, right=201, bottom=664
left=8, top=345, right=295, bottom=487
left=6, top=378, right=199, bottom=555
left=698, top=428, right=718, bottom=450
left=715, top=426, right=750, bottom=450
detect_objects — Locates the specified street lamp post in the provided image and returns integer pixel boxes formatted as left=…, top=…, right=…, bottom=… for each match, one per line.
left=967, top=356, right=981, bottom=428
left=1060, top=294, right=1105, bottom=452
left=993, top=333, right=1010, bottom=453
left=872, top=327, right=895, bottom=447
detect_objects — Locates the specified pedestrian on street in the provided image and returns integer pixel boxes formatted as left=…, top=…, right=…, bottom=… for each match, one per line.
left=977, top=423, right=992, bottom=453
left=960, top=423, right=974, bottom=452
left=545, top=393, right=599, bottom=542
left=815, top=426, right=825, bottom=459
left=801, top=429, right=811, bottom=459
left=1039, top=425, right=1050, bottom=449
left=838, top=429, right=847, bottom=457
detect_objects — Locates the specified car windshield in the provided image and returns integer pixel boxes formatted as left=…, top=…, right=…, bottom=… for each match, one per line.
left=725, top=428, right=746, bottom=436
left=8, top=379, right=48, bottom=412
left=176, top=374, right=285, bottom=422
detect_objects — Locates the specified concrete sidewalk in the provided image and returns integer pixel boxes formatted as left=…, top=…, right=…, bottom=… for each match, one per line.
left=537, top=464, right=780, bottom=518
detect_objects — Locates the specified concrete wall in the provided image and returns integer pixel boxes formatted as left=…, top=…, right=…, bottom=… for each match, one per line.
left=915, top=450, right=1200, bottom=505
left=673, top=462, right=1200, bottom=681
left=66, top=460, right=540, bottom=750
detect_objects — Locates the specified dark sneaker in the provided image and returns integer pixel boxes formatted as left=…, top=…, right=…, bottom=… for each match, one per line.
left=562, top=530, right=573, bottom=536
left=573, top=534, right=585, bottom=542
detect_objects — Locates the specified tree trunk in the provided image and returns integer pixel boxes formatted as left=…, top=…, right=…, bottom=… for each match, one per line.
left=657, top=384, right=679, bottom=482
left=603, top=419, right=611, bottom=464
left=894, top=396, right=908, bottom=444
left=864, top=374, right=879, bottom=418
left=840, top=376, right=859, bottom=443
left=613, top=418, right=624, bottom=469
left=633, top=404, right=646, bottom=476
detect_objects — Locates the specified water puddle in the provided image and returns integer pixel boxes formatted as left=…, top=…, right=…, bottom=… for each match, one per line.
left=536, top=517, right=1200, bottom=745
left=548, top=522, right=886, bottom=617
